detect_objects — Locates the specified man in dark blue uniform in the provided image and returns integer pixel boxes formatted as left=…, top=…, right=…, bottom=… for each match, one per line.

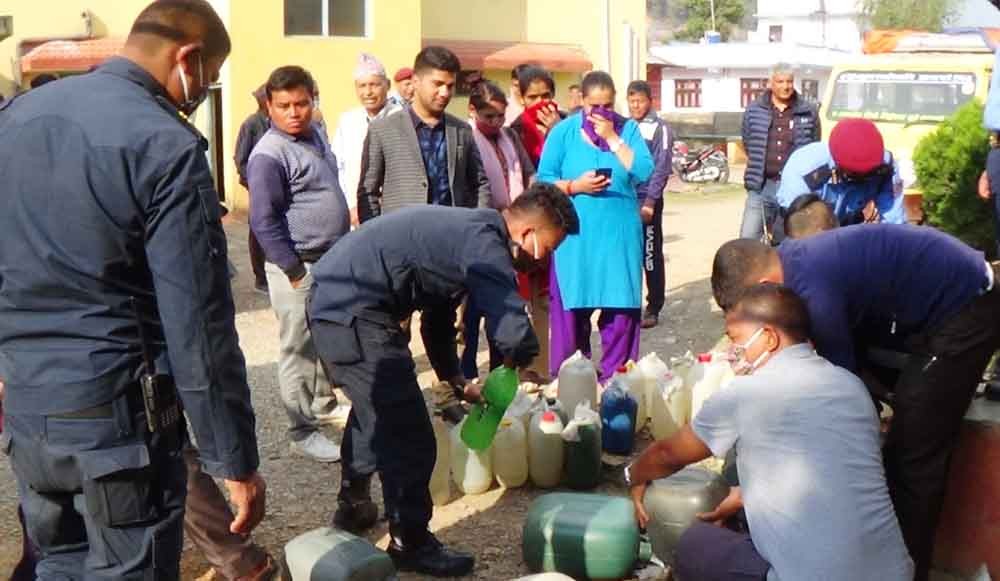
left=0, top=1, right=265, bottom=578
left=711, top=226, right=1000, bottom=581
left=309, top=183, right=578, bottom=577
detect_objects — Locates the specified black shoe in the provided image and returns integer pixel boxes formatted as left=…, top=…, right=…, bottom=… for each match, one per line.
left=640, top=312, right=659, bottom=329
left=331, top=499, right=379, bottom=534
left=440, top=403, right=467, bottom=425
left=387, top=533, right=475, bottom=577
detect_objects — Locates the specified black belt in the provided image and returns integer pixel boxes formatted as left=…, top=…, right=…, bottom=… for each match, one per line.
left=50, top=383, right=180, bottom=432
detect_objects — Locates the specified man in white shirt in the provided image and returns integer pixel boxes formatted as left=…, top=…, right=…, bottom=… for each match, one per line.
left=332, top=53, right=401, bottom=224
left=627, top=283, right=913, bottom=581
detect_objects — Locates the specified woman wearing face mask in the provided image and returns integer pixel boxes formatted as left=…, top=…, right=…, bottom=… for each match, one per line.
left=538, top=71, right=654, bottom=382
left=625, top=284, right=913, bottom=581
left=462, top=79, right=537, bottom=380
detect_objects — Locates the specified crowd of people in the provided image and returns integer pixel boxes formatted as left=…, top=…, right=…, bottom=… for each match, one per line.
left=1, top=1, right=999, bottom=580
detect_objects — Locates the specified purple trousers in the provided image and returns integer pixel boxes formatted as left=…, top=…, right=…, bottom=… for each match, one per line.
left=549, top=264, right=640, bottom=382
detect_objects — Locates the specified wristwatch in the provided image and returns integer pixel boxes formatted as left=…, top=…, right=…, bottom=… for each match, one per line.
left=609, top=138, right=623, bottom=153
left=624, top=463, right=635, bottom=487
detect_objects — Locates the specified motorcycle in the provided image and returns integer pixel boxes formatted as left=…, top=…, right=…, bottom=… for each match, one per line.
left=672, top=141, right=730, bottom=183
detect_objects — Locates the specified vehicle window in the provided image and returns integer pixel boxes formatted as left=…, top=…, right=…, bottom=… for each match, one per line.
left=827, top=71, right=977, bottom=124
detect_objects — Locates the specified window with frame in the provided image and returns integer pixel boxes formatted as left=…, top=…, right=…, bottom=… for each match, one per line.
left=675, top=79, right=701, bottom=108
left=284, top=0, right=367, bottom=37
left=769, top=25, right=783, bottom=43
left=740, top=78, right=768, bottom=108
left=801, top=79, right=820, bottom=102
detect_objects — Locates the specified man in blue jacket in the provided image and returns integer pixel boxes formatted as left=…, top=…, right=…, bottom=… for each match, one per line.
left=777, top=117, right=905, bottom=226
left=739, top=65, right=821, bottom=242
left=711, top=227, right=1000, bottom=581
left=628, top=80, right=674, bottom=329
left=0, top=1, right=265, bottom=577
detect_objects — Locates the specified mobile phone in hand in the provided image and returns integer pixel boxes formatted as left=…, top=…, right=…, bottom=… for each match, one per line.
left=595, top=168, right=613, bottom=181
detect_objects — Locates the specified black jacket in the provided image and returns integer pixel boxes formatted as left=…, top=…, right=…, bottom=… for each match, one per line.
left=741, top=91, right=821, bottom=192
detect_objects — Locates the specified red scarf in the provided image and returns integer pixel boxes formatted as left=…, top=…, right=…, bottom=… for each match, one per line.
left=519, top=100, right=554, bottom=165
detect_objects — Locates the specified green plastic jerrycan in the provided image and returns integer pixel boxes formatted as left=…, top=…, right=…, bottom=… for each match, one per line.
left=565, top=420, right=602, bottom=490
left=523, top=493, right=642, bottom=580
left=461, top=366, right=518, bottom=450
left=284, top=527, right=397, bottom=581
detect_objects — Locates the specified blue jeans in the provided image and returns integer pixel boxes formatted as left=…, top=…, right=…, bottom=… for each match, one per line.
left=739, top=179, right=784, bottom=243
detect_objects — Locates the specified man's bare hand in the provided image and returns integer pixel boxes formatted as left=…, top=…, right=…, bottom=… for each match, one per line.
left=224, top=471, right=266, bottom=535
left=979, top=170, right=993, bottom=201
left=630, top=482, right=650, bottom=529
left=696, top=486, right=743, bottom=527
left=640, top=205, right=655, bottom=225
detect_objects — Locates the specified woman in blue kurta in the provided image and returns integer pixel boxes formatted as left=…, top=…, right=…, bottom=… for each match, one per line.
left=537, top=71, right=654, bottom=381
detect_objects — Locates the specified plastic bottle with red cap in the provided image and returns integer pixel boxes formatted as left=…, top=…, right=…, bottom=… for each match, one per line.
left=528, top=407, right=565, bottom=488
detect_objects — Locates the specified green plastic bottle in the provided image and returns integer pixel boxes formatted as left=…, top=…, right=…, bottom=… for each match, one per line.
left=461, top=366, right=519, bottom=450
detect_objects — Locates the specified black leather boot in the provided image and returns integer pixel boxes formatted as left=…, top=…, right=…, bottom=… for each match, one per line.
left=387, top=529, right=475, bottom=577
left=331, top=475, right=378, bottom=534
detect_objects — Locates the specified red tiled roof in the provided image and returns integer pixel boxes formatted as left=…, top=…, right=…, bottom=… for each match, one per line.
left=422, top=38, right=592, bottom=72
left=20, top=37, right=124, bottom=73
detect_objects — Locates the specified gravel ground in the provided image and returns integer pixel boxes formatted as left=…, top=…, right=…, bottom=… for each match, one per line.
left=0, top=182, right=745, bottom=580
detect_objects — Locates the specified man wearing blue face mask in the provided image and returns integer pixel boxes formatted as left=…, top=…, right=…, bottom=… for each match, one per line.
left=626, top=284, right=913, bottom=581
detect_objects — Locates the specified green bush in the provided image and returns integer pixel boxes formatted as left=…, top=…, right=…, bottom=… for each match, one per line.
left=913, top=100, right=996, bottom=257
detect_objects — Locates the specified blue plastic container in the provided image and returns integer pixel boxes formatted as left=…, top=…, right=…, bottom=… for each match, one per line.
left=600, top=373, right=638, bottom=455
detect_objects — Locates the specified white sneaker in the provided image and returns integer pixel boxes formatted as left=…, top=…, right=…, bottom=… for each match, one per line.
left=315, top=403, right=352, bottom=427
left=290, top=432, right=341, bottom=463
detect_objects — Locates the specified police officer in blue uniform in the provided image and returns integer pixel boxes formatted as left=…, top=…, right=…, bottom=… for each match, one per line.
left=309, top=183, right=578, bottom=577
left=0, top=1, right=265, bottom=578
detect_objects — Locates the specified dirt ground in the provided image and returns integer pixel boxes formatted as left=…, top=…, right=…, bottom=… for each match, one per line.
left=0, top=181, right=747, bottom=580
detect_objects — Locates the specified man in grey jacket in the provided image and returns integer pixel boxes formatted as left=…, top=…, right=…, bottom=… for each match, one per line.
left=249, top=65, right=349, bottom=463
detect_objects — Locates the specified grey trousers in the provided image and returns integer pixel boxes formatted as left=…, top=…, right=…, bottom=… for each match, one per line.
left=265, top=262, right=335, bottom=441
left=183, top=446, right=267, bottom=580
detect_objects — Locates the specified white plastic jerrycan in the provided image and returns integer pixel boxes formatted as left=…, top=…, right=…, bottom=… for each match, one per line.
left=650, top=371, right=689, bottom=441
left=622, top=362, right=647, bottom=433
left=493, top=418, right=529, bottom=488
left=557, top=350, right=598, bottom=416
left=637, top=353, right=670, bottom=425
left=528, top=409, right=565, bottom=488
left=429, top=413, right=452, bottom=506
left=688, top=353, right=732, bottom=422
left=450, top=418, right=494, bottom=495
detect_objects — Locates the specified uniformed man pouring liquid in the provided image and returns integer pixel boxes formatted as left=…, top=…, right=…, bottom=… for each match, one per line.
left=0, top=1, right=264, bottom=578
left=309, top=182, right=579, bottom=577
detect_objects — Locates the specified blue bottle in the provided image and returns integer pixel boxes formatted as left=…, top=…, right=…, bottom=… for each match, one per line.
left=600, top=368, right=638, bottom=455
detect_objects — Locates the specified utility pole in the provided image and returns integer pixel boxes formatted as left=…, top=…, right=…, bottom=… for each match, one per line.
left=709, top=0, right=717, bottom=31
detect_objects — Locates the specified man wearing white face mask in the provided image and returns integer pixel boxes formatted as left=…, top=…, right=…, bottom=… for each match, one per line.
left=626, top=284, right=912, bottom=581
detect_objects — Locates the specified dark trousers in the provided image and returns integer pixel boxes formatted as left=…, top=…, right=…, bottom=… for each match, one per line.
left=249, top=230, right=267, bottom=287
left=313, top=318, right=436, bottom=536
left=5, top=405, right=187, bottom=580
left=885, top=267, right=1000, bottom=581
left=183, top=446, right=267, bottom=580
left=674, top=521, right=770, bottom=581
left=643, top=197, right=666, bottom=316
left=987, top=148, right=1000, bottom=257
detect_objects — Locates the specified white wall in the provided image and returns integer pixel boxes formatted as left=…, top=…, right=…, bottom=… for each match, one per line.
left=749, top=0, right=863, bottom=52
left=658, top=67, right=830, bottom=113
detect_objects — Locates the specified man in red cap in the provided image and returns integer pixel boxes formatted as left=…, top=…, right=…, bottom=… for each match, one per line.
left=392, top=66, right=415, bottom=105
left=777, top=117, right=905, bottom=226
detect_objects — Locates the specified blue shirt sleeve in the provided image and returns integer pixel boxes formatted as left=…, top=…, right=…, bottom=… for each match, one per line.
left=985, top=48, right=1000, bottom=131
left=248, top=154, right=304, bottom=279
left=877, top=155, right=906, bottom=224
left=776, top=145, right=826, bottom=208
left=803, top=283, right=856, bottom=371
left=145, top=143, right=259, bottom=480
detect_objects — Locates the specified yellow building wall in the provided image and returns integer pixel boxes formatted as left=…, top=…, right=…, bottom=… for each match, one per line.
left=445, top=69, right=581, bottom=118
left=421, top=0, right=526, bottom=42
left=223, top=0, right=422, bottom=212
left=0, top=1, right=147, bottom=97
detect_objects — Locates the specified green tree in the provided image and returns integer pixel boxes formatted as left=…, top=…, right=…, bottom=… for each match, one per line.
left=913, top=100, right=997, bottom=257
left=862, top=0, right=958, bottom=32
left=674, top=0, right=745, bottom=41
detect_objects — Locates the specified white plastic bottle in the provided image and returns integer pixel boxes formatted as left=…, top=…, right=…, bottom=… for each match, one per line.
left=688, top=353, right=730, bottom=421
left=528, top=410, right=565, bottom=488
left=623, top=362, right=647, bottom=433
left=637, top=353, right=670, bottom=424
left=450, top=419, right=494, bottom=495
left=557, top=350, right=598, bottom=415
left=650, top=371, right=688, bottom=441
left=492, top=418, right=528, bottom=488
left=429, top=413, right=452, bottom=506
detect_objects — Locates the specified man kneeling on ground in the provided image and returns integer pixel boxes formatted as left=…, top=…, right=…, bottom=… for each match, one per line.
left=308, top=182, right=579, bottom=577
left=626, top=284, right=913, bottom=581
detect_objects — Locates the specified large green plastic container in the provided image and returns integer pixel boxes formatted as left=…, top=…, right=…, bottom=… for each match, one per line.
left=284, top=527, right=397, bottom=581
left=523, top=493, right=640, bottom=580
